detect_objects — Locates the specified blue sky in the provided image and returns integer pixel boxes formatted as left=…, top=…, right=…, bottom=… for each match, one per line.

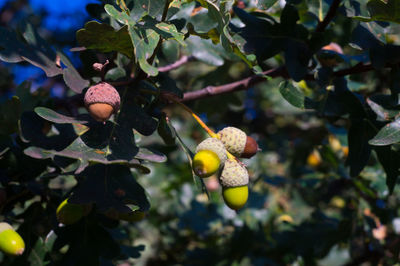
left=0, top=0, right=98, bottom=98
left=1, top=0, right=97, bottom=31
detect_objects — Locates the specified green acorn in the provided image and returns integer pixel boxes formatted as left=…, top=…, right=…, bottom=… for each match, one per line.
left=193, top=138, right=227, bottom=178
left=219, top=158, right=249, bottom=210
left=0, top=222, right=25, bottom=256
left=56, top=198, right=92, bottom=225
left=217, top=127, right=259, bottom=158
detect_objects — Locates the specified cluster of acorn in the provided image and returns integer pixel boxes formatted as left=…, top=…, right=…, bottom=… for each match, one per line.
left=192, top=127, right=258, bottom=210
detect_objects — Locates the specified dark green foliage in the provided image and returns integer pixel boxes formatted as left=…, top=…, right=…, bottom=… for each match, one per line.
left=2, top=0, right=400, bottom=265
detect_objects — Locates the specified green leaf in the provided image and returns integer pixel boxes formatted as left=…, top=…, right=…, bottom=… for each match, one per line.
left=256, top=0, right=279, bottom=9
left=34, top=107, right=89, bottom=124
left=76, top=21, right=134, bottom=58
left=58, top=51, right=90, bottom=94
left=15, top=81, right=46, bottom=112
left=284, top=40, right=312, bottom=82
left=135, top=147, right=167, bottom=162
left=105, top=67, right=126, bottom=81
left=142, top=16, right=185, bottom=46
left=353, top=0, right=400, bottom=23
left=156, top=72, right=183, bottom=98
left=130, top=0, right=166, bottom=20
left=186, top=36, right=224, bottom=66
left=279, top=81, right=314, bottom=109
left=105, top=4, right=160, bottom=76
left=24, top=133, right=150, bottom=174
left=366, top=98, right=399, bottom=121
left=69, top=164, right=150, bottom=212
left=374, top=146, right=400, bottom=194
left=347, top=120, right=373, bottom=177
left=118, top=103, right=158, bottom=136
left=369, top=119, right=400, bottom=146
left=157, top=113, right=176, bottom=146
left=0, top=24, right=62, bottom=77
left=0, top=96, right=21, bottom=135
left=28, top=238, right=47, bottom=266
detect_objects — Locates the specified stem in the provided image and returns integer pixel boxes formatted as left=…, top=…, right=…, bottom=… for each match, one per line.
left=315, top=0, right=342, bottom=33
left=166, top=95, right=235, bottom=160
left=147, top=0, right=171, bottom=66
left=318, top=0, right=323, bottom=21
left=168, top=95, right=218, bottom=138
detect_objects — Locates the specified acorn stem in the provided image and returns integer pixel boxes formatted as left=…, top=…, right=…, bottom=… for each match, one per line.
left=169, top=97, right=236, bottom=160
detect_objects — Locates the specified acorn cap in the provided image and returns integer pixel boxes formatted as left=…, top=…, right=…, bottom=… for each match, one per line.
left=219, top=158, right=249, bottom=187
left=195, top=138, right=227, bottom=164
left=217, top=127, right=247, bottom=157
left=0, top=222, right=13, bottom=233
left=84, top=82, right=121, bottom=121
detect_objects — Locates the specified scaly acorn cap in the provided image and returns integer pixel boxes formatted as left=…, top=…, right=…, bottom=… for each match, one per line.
left=84, top=82, right=121, bottom=122
left=219, top=158, right=249, bottom=187
left=218, top=127, right=259, bottom=158
left=0, top=222, right=25, bottom=256
left=217, top=127, right=247, bottom=157
left=195, top=138, right=227, bottom=165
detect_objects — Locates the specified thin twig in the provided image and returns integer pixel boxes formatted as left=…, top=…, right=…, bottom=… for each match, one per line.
left=158, top=55, right=195, bottom=72
left=315, top=0, right=342, bottom=33
left=181, top=67, right=287, bottom=102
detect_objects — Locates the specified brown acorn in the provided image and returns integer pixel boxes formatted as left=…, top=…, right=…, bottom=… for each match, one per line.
left=84, top=82, right=121, bottom=122
left=217, top=127, right=259, bottom=158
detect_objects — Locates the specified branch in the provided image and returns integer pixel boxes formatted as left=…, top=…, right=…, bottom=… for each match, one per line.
left=180, top=62, right=388, bottom=102
left=181, top=67, right=287, bottom=102
left=158, top=55, right=195, bottom=72
left=315, top=0, right=342, bottom=33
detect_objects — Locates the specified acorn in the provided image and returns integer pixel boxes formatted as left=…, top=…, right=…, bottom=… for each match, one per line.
left=307, top=149, right=322, bottom=168
left=220, top=158, right=249, bottom=210
left=193, top=138, right=227, bottom=178
left=217, top=127, right=259, bottom=158
left=84, top=82, right=121, bottom=122
left=222, top=186, right=248, bottom=211
left=0, top=222, right=25, bottom=256
left=56, top=198, right=92, bottom=225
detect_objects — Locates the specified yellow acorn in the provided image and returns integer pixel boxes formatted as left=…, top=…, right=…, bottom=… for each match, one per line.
left=222, top=185, right=248, bottom=210
left=307, top=149, right=322, bottom=168
left=0, top=222, right=25, bottom=256
left=342, top=146, right=349, bottom=157
left=330, top=196, right=346, bottom=208
left=193, top=138, right=227, bottom=178
left=277, top=214, right=294, bottom=224
left=56, top=198, right=91, bottom=225
left=220, top=158, right=249, bottom=210
left=217, top=127, right=259, bottom=158
left=328, top=135, right=342, bottom=152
